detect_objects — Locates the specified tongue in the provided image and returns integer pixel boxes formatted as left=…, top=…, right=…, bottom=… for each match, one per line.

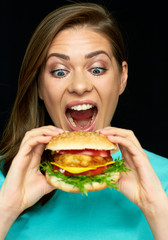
left=74, top=119, right=92, bottom=128
left=68, top=108, right=94, bottom=129
left=70, top=108, right=94, bottom=120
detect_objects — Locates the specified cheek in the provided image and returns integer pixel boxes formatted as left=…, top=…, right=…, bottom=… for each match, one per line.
left=39, top=72, right=61, bottom=101
left=40, top=86, right=64, bottom=127
left=40, top=86, right=57, bottom=105
left=98, top=75, right=121, bottom=103
left=38, top=77, right=63, bottom=114
left=98, top=76, right=121, bottom=124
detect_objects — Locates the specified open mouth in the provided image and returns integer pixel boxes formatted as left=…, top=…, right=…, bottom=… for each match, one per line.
left=65, top=103, right=98, bottom=131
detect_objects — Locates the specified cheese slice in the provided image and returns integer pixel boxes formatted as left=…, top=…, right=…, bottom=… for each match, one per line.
left=51, top=161, right=115, bottom=174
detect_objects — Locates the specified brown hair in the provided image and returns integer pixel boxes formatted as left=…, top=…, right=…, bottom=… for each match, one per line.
left=0, top=3, right=126, bottom=175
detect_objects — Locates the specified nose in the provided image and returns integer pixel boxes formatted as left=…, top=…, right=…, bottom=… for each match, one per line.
left=67, top=72, right=93, bottom=95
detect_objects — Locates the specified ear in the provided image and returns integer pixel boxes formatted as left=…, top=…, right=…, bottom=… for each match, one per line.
left=119, top=61, right=128, bottom=95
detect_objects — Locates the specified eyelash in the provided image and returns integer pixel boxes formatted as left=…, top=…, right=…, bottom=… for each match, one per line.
left=90, top=67, right=107, bottom=76
left=50, top=67, right=108, bottom=78
left=50, top=69, right=68, bottom=78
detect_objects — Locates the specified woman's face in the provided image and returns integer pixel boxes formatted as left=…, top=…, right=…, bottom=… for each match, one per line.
left=39, top=27, right=127, bottom=131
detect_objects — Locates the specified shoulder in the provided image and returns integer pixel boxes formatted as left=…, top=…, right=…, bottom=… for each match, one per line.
left=144, top=149, right=168, bottom=192
left=144, top=149, right=168, bottom=168
left=0, top=169, right=5, bottom=188
left=0, top=158, right=5, bottom=188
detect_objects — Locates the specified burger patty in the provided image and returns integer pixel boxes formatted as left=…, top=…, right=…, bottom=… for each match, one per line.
left=54, top=154, right=112, bottom=168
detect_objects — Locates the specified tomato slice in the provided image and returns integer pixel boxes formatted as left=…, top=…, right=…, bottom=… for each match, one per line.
left=57, top=149, right=111, bottom=157
left=53, top=165, right=110, bottom=176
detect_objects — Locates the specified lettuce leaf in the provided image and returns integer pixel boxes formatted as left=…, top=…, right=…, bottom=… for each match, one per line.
left=40, top=160, right=130, bottom=195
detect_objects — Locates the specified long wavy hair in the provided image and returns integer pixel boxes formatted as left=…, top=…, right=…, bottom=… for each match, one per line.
left=0, top=3, right=126, bottom=176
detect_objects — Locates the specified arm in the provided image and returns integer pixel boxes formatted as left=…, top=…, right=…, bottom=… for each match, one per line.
left=0, top=206, right=19, bottom=240
left=143, top=195, right=168, bottom=240
left=97, top=127, right=168, bottom=240
left=0, top=126, right=64, bottom=239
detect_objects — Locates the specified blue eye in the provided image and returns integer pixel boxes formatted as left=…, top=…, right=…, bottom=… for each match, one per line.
left=51, top=69, right=67, bottom=78
left=91, top=67, right=106, bottom=75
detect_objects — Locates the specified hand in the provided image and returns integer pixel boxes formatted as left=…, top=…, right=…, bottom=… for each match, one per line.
left=0, top=126, right=64, bottom=216
left=96, top=127, right=168, bottom=239
left=96, top=127, right=168, bottom=211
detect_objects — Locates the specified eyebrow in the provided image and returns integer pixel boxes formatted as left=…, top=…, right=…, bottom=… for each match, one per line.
left=47, top=50, right=111, bottom=61
left=47, top=53, right=70, bottom=61
left=85, top=50, right=112, bottom=61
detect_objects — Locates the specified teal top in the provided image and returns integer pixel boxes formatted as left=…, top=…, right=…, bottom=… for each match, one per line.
left=0, top=150, right=168, bottom=240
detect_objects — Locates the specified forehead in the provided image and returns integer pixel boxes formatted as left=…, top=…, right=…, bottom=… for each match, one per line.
left=47, top=27, right=113, bottom=56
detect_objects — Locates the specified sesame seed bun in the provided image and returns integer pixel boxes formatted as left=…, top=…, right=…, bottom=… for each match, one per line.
left=44, top=131, right=120, bottom=193
left=46, top=131, right=118, bottom=151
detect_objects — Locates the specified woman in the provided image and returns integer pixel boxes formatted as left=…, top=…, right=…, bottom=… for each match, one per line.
left=0, top=3, right=168, bottom=239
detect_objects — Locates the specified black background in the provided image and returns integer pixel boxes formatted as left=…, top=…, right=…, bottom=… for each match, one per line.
left=0, top=0, right=168, bottom=157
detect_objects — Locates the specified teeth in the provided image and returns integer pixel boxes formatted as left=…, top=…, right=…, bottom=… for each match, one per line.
left=66, top=111, right=76, bottom=127
left=66, top=107, right=97, bottom=128
left=70, top=104, right=94, bottom=111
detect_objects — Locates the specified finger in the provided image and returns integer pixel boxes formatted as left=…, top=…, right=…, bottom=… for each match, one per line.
left=97, top=127, right=143, bottom=152
left=21, top=125, right=64, bottom=145
left=36, top=176, right=56, bottom=196
left=21, top=135, right=52, bottom=155
left=107, top=135, right=149, bottom=169
left=12, top=127, right=64, bottom=175
left=12, top=135, right=52, bottom=172
left=20, top=126, right=64, bottom=148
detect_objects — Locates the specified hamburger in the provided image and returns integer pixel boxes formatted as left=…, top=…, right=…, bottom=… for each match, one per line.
left=41, top=131, right=129, bottom=194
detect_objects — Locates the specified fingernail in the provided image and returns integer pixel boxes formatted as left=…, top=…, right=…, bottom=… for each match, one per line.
left=95, top=129, right=103, bottom=133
